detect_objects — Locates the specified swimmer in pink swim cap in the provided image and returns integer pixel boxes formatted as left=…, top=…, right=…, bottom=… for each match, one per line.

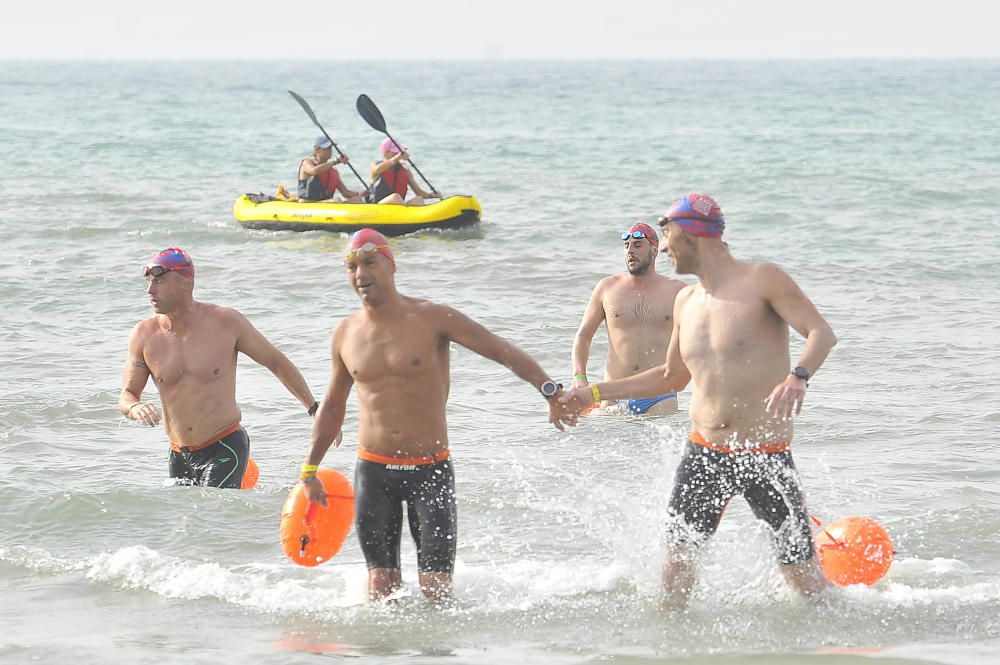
left=120, top=247, right=319, bottom=489
left=563, top=193, right=838, bottom=607
left=304, top=227, right=576, bottom=602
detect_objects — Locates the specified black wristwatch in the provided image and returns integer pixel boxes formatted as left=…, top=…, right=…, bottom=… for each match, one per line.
left=791, top=366, right=811, bottom=385
left=539, top=380, right=561, bottom=400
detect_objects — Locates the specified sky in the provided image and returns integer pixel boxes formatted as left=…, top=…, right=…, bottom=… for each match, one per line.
left=3, top=0, right=999, bottom=60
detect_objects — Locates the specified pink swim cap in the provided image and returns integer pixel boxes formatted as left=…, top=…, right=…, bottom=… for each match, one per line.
left=379, top=137, right=407, bottom=155
left=145, top=247, right=195, bottom=279
left=622, top=222, right=659, bottom=245
left=346, top=228, right=395, bottom=264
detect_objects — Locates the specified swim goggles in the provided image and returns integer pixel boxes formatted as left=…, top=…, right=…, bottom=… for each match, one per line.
left=344, top=242, right=390, bottom=259
left=621, top=230, right=652, bottom=241
left=143, top=264, right=189, bottom=278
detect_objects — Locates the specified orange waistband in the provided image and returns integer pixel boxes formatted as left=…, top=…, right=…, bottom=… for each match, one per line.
left=690, top=430, right=789, bottom=454
left=357, top=448, right=451, bottom=466
left=170, top=421, right=242, bottom=454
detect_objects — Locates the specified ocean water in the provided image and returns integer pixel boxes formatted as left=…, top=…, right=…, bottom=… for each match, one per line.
left=1, top=60, right=999, bottom=665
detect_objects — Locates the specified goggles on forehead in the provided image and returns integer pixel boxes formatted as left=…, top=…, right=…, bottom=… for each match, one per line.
left=621, top=230, right=651, bottom=241
left=344, top=242, right=390, bottom=260
left=143, top=264, right=188, bottom=278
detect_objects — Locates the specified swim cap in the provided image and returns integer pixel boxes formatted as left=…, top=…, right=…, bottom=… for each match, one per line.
left=623, top=222, right=659, bottom=246
left=146, top=247, right=194, bottom=280
left=663, top=193, right=725, bottom=239
left=379, top=137, right=406, bottom=155
left=314, top=136, right=333, bottom=149
left=346, top=228, right=394, bottom=264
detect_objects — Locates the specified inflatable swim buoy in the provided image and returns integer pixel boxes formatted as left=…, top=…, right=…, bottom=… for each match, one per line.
left=241, top=457, right=260, bottom=490
left=279, top=469, right=354, bottom=567
left=813, top=515, right=894, bottom=586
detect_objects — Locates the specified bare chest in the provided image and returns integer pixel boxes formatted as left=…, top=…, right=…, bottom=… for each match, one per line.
left=343, top=322, right=446, bottom=385
left=144, top=331, right=237, bottom=387
left=604, top=287, right=673, bottom=332
left=679, top=289, right=783, bottom=363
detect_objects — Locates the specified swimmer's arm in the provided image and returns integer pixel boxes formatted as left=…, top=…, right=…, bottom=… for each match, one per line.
left=759, top=263, right=836, bottom=418
left=572, top=281, right=608, bottom=384
left=119, top=323, right=160, bottom=426
left=759, top=262, right=837, bottom=376
left=233, top=311, right=317, bottom=410
left=304, top=324, right=354, bottom=492
left=440, top=305, right=554, bottom=390
left=566, top=289, right=691, bottom=406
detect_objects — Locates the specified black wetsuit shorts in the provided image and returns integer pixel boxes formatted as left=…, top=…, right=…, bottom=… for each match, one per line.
left=354, top=458, right=457, bottom=572
left=167, top=427, right=250, bottom=489
left=665, top=440, right=815, bottom=564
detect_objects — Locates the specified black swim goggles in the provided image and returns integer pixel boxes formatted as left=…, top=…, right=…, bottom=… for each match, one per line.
left=144, top=264, right=189, bottom=278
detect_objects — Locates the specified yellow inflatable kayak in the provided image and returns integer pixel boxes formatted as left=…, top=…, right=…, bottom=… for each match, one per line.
left=233, top=194, right=482, bottom=236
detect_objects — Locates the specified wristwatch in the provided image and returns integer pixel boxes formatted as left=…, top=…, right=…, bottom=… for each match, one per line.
left=791, top=366, right=811, bottom=385
left=539, top=380, right=561, bottom=400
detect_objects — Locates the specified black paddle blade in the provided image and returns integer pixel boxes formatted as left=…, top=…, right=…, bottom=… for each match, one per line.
left=289, top=90, right=320, bottom=128
left=356, top=94, right=388, bottom=133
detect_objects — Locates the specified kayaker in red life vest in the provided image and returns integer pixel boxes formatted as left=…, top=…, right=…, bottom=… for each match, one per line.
left=369, top=137, right=443, bottom=205
left=298, top=136, right=368, bottom=203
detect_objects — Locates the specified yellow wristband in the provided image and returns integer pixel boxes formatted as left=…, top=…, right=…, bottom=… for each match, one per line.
left=300, top=464, right=318, bottom=473
left=591, top=384, right=601, bottom=403
left=300, top=471, right=317, bottom=480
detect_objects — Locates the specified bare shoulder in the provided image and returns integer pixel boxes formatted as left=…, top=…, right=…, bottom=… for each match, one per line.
left=130, top=316, right=161, bottom=342
left=654, top=272, right=687, bottom=293
left=675, top=283, right=698, bottom=306
left=411, top=297, right=460, bottom=322
left=200, top=302, right=250, bottom=329
left=597, top=273, right=627, bottom=295
left=747, top=260, right=801, bottom=291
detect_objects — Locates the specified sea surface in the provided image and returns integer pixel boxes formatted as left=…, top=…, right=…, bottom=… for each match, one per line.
left=1, top=60, right=999, bottom=665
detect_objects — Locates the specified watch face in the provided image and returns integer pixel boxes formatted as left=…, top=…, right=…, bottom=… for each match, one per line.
left=540, top=381, right=558, bottom=397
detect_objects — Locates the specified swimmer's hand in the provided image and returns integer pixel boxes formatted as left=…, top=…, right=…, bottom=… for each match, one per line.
left=129, top=402, right=161, bottom=427
left=764, top=375, right=807, bottom=420
left=559, top=386, right=594, bottom=416
left=303, top=476, right=328, bottom=508
left=548, top=389, right=578, bottom=431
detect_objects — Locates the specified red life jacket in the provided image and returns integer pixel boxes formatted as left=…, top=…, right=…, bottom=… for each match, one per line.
left=318, top=167, right=341, bottom=193
left=373, top=163, right=409, bottom=200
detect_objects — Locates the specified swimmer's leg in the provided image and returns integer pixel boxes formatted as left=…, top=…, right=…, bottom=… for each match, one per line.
left=744, top=451, right=830, bottom=598
left=780, top=559, right=828, bottom=598
left=660, top=543, right=700, bottom=610
left=368, top=568, right=404, bottom=601
left=406, top=461, right=458, bottom=602
left=202, top=429, right=250, bottom=489
left=355, top=460, right=405, bottom=601
left=660, top=441, right=735, bottom=608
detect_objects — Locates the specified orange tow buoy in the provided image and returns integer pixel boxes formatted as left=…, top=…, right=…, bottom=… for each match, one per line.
left=241, top=457, right=260, bottom=490
left=813, top=516, right=894, bottom=586
left=581, top=402, right=601, bottom=415
left=279, top=469, right=354, bottom=567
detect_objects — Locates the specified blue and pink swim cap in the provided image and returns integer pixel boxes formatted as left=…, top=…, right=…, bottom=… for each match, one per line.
left=146, top=247, right=195, bottom=279
left=662, top=193, right=726, bottom=239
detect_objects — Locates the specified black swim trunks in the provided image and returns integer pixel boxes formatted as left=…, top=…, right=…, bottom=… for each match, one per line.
left=354, top=454, right=457, bottom=573
left=167, top=425, right=250, bottom=489
left=665, top=439, right=815, bottom=565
